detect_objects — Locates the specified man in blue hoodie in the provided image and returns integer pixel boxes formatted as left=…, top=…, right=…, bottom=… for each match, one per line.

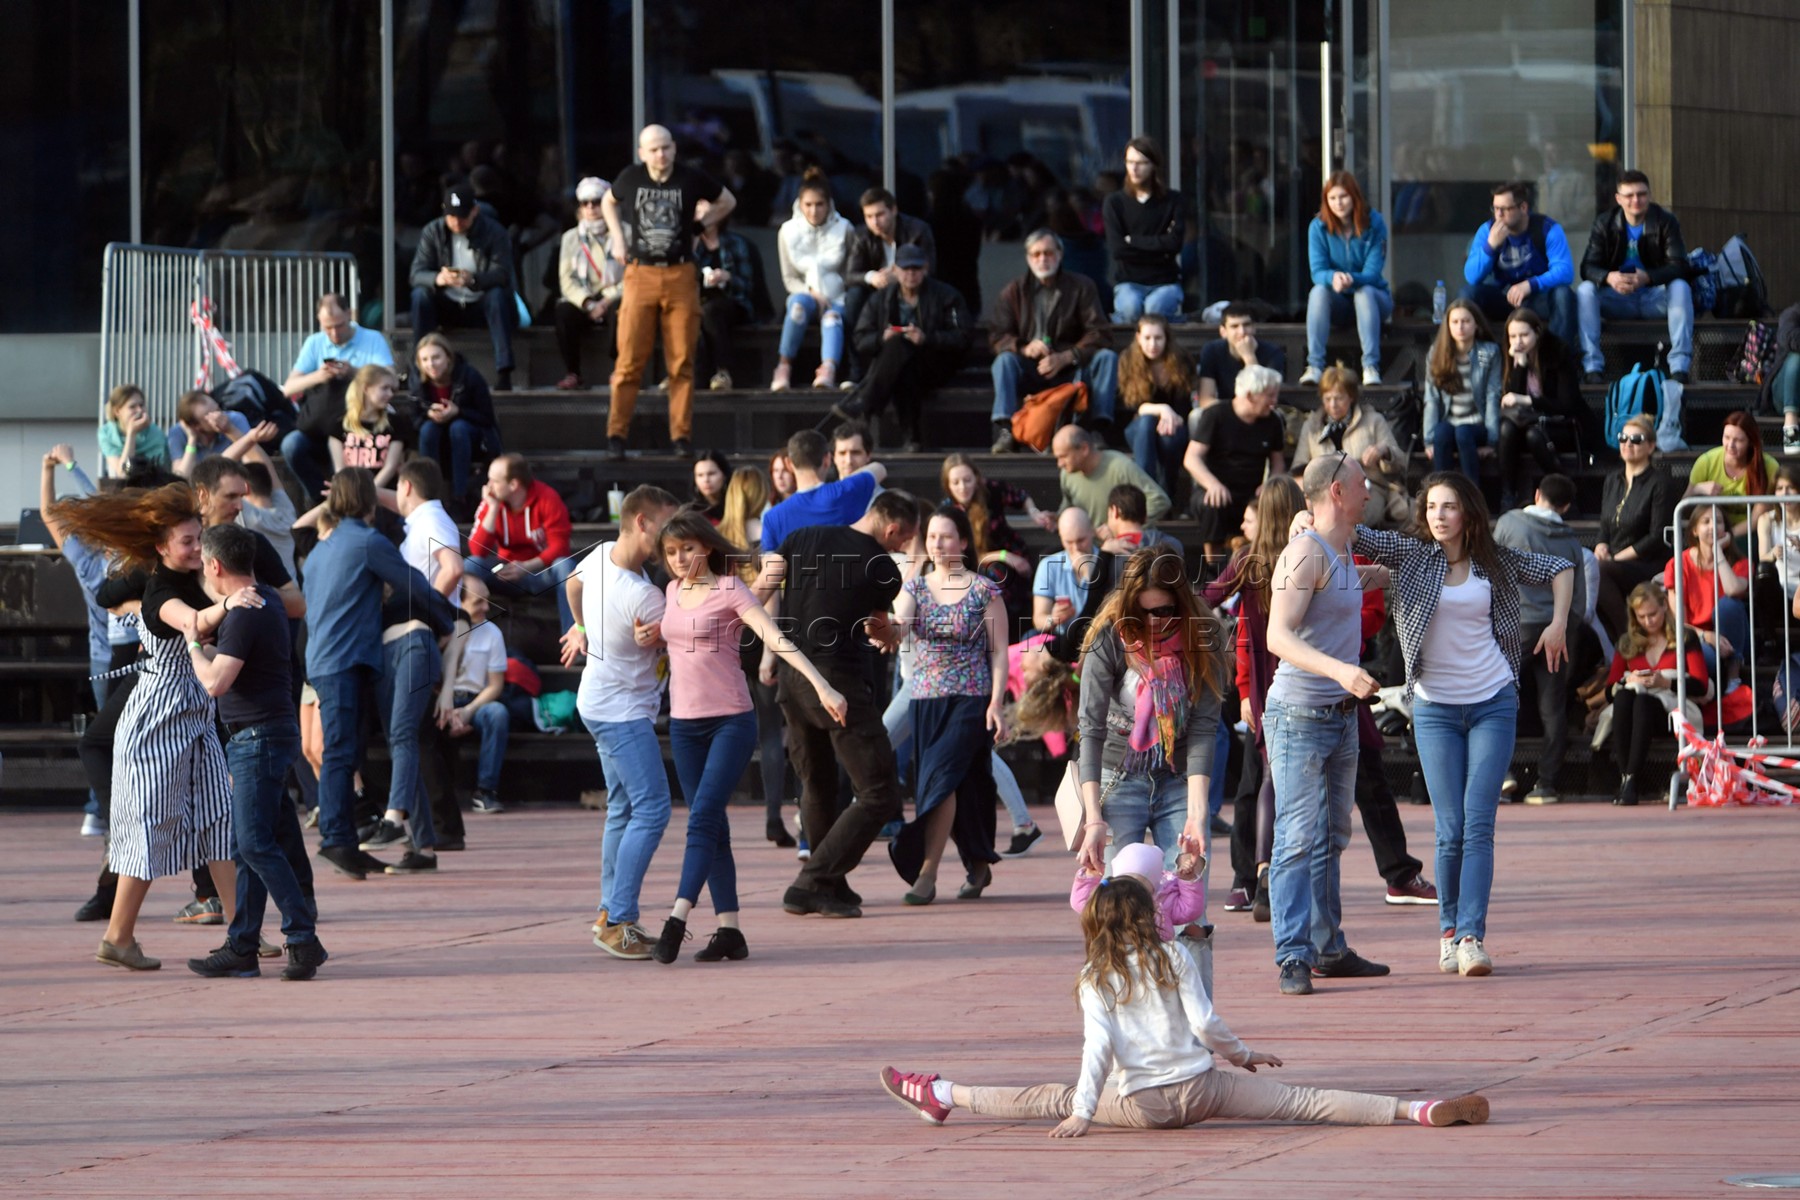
left=1461, top=181, right=1577, bottom=348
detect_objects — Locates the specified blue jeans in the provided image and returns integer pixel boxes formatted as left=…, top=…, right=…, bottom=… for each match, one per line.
left=418, top=417, right=477, bottom=500
left=280, top=428, right=331, bottom=504
left=1412, top=686, right=1517, bottom=943
left=1462, top=282, right=1577, bottom=351
left=1430, top=420, right=1486, bottom=482
left=411, top=285, right=517, bottom=373
left=312, top=666, right=374, bottom=850
left=224, top=722, right=317, bottom=950
left=1112, top=282, right=1184, bottom=324
left=1265, top=698, right=1358, bottom=968
left=991, top=348, right=1119, bottom=424
left=462, top=553, right=577, bottom=634
left=585, top=716, right=671, bottom=926
left=1123, top=410, right=1190, bottom=489
left=378, top=628, right=440, bottom=848
left=778, top=292, right=845, bottom=364
left=1100, top=765, right=1189, bottom=874
left=1306, top=285, right=1393, bottom=371
left=1577, top=277, right=1693, bottom=374
left=884, top=679, right=1031, bottom=828
left=452, top=689, right=510, bottom=791
left=670, top=710, right=757, bottom=913
left=1774, top=352, right=1800, bottom=416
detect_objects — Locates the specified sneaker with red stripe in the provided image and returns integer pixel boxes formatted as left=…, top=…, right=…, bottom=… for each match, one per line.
left=880, top=1066, right=951, bottom=1125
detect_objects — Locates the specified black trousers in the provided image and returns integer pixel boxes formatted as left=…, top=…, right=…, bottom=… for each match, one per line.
left=1611, top=689, right=1671, bottom=779
left=1496, top=417, right=1559, bottom=501
left=696, top=292, right=748, bottom=383
left=780, top=660, right=904, bottom=894
left=1354, top=745, right=1425, bottom=888
left=1519, top=621, right=1577, bottom=789
left=1228, top=731, right=1274, bottom=892
left=855, top=339, right=965, bottom=443
left=553, top=299, right=614, bottom=377
left=418, top=709, right=469, bottom=842
left=841, top=284, right=875, bottom=379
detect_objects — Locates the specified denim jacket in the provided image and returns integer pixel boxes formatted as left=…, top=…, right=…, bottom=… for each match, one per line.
left=1422, top=341, right=1502, bottom=445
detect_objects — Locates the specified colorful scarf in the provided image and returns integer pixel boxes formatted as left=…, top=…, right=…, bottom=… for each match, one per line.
left=1123, top=629, right=1188, bottom=769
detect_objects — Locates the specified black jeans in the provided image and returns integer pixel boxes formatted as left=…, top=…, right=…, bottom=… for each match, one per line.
left=841, top=284, right=875, bottom=379
left=418, top=707, right=469, bottom=842
left=1519, top=621, right=1577, bottom=790
left=1611, top=688, right=1670, bottom=778
left=1496, top=417, right=1559, bottom=502
left=1228, top=730, right=1274, bottom=893
left=780, top=660, right=904, bottom=894
left=1354, top=744, right=1425, bottom=887
left=855, top=339, right=965, bottom=443
left=552, top=298, right=614, bottom=377
left=696, top=292, right=749, bottom=382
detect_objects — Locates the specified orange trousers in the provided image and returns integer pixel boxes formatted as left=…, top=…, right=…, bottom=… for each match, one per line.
left=608, top=262, right=701, bottom=441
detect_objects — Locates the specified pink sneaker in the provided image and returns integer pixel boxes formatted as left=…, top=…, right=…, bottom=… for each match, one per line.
left=880, top=1066, right=951, bottom=1125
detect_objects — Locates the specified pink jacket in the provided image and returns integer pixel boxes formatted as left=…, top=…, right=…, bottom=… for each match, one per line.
left=1070, top=869, right=1206, bottom=941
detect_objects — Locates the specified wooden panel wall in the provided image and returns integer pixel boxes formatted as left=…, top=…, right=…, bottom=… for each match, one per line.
left=1636, top=0, right=1800, bottom=302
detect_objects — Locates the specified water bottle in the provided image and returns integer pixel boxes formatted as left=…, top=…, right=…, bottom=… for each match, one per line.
left=1432, top=280, right=1447, bottom=325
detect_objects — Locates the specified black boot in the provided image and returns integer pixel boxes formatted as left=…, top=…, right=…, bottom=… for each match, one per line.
left=1614, top=774, right=1639, bottom=806
left=74, top=878, right=117, bottom=922
left=651, top=915, right=689, bottom=964
left=693, top=926, right=749, bottom=962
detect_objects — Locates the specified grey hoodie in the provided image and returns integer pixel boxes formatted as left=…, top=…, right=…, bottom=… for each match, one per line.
left=1494, top=505, right=1586, bottom=628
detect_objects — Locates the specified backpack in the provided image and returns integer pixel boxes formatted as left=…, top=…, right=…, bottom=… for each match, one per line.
left=1685, top=247, right=1718, bottom=315
left=215, top=369, right=297, bottom=438
left=1010, top=381, right=1088, bottom=452
left=1603, top=352, right=1665, bottom=448
left=1714, top=235, right=1770, bottom=318
left=1732, top=320, right=1780, bottom=386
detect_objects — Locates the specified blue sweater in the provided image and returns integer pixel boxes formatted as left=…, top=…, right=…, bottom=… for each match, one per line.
left=1463, top=215, right=1574, bottom=292
left=1308, top=212, right=1390, bottom=292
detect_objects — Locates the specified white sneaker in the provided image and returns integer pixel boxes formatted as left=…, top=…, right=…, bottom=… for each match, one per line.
left=1457, top=936, right=1492, bottom=977
left=80, top=813, right=107, bottom=837
left=1439, top=935, right=1459, bottom=974
left=1298, top=365, right=1323, bottom=386
left=770, top=363, right=792, bottom=391
left=1362, top=366, right=1383, bottom=386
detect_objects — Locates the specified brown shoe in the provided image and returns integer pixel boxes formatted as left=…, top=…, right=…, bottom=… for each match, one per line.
left=593, top=919, right=652, bottom=960
left=96, top=938, right=161, bottom=971
left=556, top=373, right=584, bottom=391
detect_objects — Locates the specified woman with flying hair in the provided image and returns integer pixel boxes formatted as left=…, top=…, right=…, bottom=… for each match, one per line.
left=47, top=483, right=264, bottom=971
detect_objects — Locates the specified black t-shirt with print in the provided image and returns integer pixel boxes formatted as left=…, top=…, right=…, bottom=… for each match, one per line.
left=1193, top=403, right=1285, bottom=499
left=610, top=163, right=725, bottom=266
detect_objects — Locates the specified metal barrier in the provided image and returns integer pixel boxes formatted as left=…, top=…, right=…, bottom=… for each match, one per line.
left=1669, top=493, right=1797, bottom=809
left=98, top=243, right=359, bottom=442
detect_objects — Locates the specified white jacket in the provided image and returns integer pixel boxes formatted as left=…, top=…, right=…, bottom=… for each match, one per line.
left=777, top=201, right=852, bottom=303
left=560, top=223, right=623, bottom=308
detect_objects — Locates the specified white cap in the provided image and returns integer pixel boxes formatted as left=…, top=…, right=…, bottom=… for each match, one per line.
left=576, top=176, right=610, bottom=202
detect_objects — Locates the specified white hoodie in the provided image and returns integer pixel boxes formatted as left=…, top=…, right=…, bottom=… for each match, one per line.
left=777, top=198, right=853, bottom=303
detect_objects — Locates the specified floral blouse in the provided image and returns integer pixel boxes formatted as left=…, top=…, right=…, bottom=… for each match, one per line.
left=906, top=573, right=997, bottom=699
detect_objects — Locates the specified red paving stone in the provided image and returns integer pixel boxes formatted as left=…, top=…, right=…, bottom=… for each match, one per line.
left=3, top=800, right=1798, bottom=1198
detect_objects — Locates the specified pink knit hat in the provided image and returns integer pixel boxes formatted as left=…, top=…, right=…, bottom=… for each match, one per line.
left=1109, top=842, right=1166, bottom=884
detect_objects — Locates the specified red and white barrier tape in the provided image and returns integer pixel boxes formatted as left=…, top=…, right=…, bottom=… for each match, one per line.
left=1670, top=712, right=1800, bottom=807
left=189, top=299, right=242, bottom=388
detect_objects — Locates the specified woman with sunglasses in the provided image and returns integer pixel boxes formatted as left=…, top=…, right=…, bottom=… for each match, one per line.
left=1593, top=414, right=1677, bottom=640
left=553, top=177, right=624, bottom=391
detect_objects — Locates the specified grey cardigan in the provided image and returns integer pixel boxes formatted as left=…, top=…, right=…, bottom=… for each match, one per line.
left=1077, top=624, right=1224, bottom=786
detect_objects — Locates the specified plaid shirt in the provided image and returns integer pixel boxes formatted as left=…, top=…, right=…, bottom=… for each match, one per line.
left=1352, top=524, right=1572, bottom=703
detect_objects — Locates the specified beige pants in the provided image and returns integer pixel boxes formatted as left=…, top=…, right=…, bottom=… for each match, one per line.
left=967, top=1068, right=1395, bottom=1129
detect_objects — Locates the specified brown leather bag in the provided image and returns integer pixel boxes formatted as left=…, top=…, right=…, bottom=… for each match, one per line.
left=1010, top=381, right=1089, bottom=452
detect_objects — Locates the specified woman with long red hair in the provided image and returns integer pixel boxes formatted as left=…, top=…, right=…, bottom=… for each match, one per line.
left=1685, top=410, right=1777, bottom=537
left=1304, top=171, right=1393, bottom=387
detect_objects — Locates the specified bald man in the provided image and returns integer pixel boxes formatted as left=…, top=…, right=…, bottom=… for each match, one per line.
left=602, top=124, right=736, bottom=461
left=1031, top=507, right=1098, bottom=637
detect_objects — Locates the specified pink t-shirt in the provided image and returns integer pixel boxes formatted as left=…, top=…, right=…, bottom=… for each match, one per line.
left=662, top=573, right=758, bottom=719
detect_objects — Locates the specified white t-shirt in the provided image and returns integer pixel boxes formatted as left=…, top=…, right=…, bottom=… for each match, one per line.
left=448, top=234, right=479, bottom=303
left=401, top=499, right=463, bottom=608
left=1414, top=573, right=1514, bottom=706
left=575, top=541, right=667, bottom=724
left=451, top=621, right=507, bottom=695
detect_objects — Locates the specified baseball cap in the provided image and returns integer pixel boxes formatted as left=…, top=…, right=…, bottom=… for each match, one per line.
left=575, top=176, right=610, bottom=203
left=895, top=244, right=929, bottom=269
left=443, top=188, right=476, bottom=217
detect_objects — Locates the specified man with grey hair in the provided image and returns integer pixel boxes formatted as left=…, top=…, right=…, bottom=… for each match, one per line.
left=1182, top=361, right=1286, bottom=566
left=1263, top=452, right=1388, bottom=996
left=1052, top=424, right=1168, bottom=533
left=988, top=228, right=1118, bottom=453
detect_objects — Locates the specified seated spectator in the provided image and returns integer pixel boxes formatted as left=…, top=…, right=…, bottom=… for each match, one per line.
left=1755, top=465, right=1800, bottom=597
left=1182, top=363, right=1284, bottom=564
left=409, top=187, right=518, bottom=392
left=552, top=176, right=623, bottom=392
left=759, top=429, right=886, bottom=553
left=1663, top=505, right=1750, bottom=684
left=1031, top=506, right=1099, bottom=639
left=1767, top=301, right=1800, bottom=457
left=1304, top=170, right=1392, bottom=386
left=1576, top=171, right=1694, bottom=384
left=1103, top=136, right=1185, bottom=324
left=1291, top=365, right=1409, bottom=528
left=832, top=421, right=875, bottom=480
left=1054, top=424, right=1168, bottom=534
left=1102, top=483, right=1182, bottom=556
left=1460, top=180, right=1577, bottom=350
left=411, top=332, right=499, bottom=506
left=843, top=186, right=937, bottom=383
left=99, top=384, right=170, bottom=477
left=1422, top=300, right=1501, bottom=482
left=1604, top=582, right=1708, bottom=807
left=1196, top=303, right=1286, bottom=404
left=310, top=365, right=413, bottom=488
left=280, top=292, right=395, bottom=403
left=429, top=576, right=512, bottom=816
left=237, top=460, right=298, bottom=582
left=988, top=229, right=1118, bottom=452
left=466, top=452, right=577, bottom=632
left=695, top=215, right=767, bottom=391
left=169, top=390, right=253, bottom=479
left=1117, top=315, right=1198, bottom=489
left=1496, top=307, right=1586, bottom=511
left=1685, top=411, right=1776, bottom=537
left=693, top=450, right=730, bottom=523
left=1495, top=474, right=1587, bottom=803
left=835, top=243, right=972, bottom=451
left=1594, top=414, right=1677, bottom=643
left=771, top=167, right=854, bottom=391
left=943, top=452, right=1051, bottom=635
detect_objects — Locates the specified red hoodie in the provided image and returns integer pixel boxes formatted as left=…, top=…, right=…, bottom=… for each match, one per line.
left=468, top=479, right=572, bottom=565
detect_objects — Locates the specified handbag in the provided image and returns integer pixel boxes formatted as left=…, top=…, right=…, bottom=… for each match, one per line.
left=1053, top=761, right=1085, bottom=850
left=1011, top=381, right=1088, bottom=453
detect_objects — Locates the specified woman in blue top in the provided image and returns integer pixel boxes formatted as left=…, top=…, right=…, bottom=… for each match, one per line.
left=1422, top=300, right=1502, bottom=483
left=1304, top=172, right=1392, bottom=387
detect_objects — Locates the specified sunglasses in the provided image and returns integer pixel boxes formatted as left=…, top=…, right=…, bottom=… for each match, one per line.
left=1619, top=434, right=1649, bottom=446
left=1140, top=603, right=1179, bottom=619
